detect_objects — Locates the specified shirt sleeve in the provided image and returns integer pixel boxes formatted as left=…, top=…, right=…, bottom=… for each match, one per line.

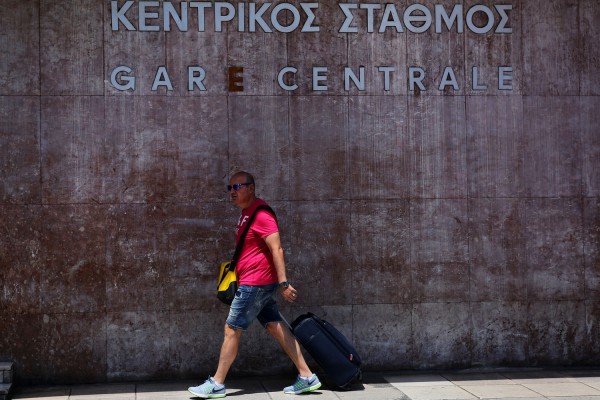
left=252, top=209, right=279, bottom=238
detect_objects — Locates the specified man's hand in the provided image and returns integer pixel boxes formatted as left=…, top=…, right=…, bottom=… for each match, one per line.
left=281, top=284, right=298, bottom=303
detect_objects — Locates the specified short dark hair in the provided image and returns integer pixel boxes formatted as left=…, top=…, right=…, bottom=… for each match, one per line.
left=231, top=171, right=255, bottom=185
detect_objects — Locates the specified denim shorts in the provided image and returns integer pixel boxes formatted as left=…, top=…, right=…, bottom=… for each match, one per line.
left=226, top=284, right=282, bottom=331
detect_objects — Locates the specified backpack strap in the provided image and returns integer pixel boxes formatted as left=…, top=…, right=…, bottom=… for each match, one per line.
left=230, top=204, right=276, bottom=268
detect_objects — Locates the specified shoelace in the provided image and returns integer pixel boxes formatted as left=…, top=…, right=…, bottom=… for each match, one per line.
left=294, top=376, right=312, bottom=389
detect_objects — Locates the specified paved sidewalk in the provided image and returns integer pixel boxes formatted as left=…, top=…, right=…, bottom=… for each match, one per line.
left=10, top=368, right=600, bottom=400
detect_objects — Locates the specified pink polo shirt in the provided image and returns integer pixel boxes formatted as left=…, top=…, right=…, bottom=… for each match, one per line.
left=235, top=199, right=279, bottom=285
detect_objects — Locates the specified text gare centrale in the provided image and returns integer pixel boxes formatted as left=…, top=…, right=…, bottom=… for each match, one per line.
left=110, top=1, right=514, bottom=92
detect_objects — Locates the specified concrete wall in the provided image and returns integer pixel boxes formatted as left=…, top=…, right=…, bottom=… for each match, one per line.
left=0, top=0, right=599, bottom=384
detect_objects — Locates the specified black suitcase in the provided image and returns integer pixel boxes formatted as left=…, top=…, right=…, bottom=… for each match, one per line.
left=285, top=312, right=362, bottom=390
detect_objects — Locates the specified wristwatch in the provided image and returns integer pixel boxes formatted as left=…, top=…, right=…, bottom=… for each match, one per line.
left=279, top=281, right=289, bottom=289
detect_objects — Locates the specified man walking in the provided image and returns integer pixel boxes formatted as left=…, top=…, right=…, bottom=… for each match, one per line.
left=188, top=171, right=321, bottom=398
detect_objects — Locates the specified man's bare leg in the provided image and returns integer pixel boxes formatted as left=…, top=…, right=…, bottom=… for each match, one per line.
left=213, top=324, right=242, bottom=384
left=266, top=321, right=312, bottom=377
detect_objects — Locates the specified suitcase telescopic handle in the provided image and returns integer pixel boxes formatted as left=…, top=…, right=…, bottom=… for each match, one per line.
left=279, top=312, right=293, bottom=332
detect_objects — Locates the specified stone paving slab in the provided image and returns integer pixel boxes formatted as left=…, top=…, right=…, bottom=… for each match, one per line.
left=523, top=383, right=600, bottom=397
left=9, top=369, right=600, bottom=400
left=393, top=385, right=478, bottom=400
left=12, top=386, right=70, bottom=400
left=384, top=369, right=600, bottom=400
left=136, top=381, right=197, bottom=400
left=384, top=374, right=451, bottom=387
left=459, top=383, right=544, bottom=399
left=69, top=383, right=136, bottom=400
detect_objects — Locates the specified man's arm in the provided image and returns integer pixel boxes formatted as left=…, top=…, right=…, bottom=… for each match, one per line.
left=264, top=232, right=298, bottom=302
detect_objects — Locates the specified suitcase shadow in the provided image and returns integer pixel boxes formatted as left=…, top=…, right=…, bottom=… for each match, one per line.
left=321, top=377, right=366, bottom=392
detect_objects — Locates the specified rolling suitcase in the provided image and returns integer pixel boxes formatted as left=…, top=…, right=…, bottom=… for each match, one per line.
left=283, top=312, right=362, bottom=390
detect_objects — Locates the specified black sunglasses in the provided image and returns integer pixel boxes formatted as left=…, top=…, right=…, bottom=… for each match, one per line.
left=227, top=182, right=253, bottom=191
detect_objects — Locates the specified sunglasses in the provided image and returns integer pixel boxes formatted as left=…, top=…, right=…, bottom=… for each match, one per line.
left=227, top=182, right=253, bottom=191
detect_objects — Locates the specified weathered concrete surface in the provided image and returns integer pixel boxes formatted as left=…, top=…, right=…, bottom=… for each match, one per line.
left=40, top=0, right=103, bottom=96
left=0, top=97, right=41, bottom=204
left=0, top=1, right=40, bottom=96
left=523, top=0, right=581, bottom=96
left=0, top=0, right=599, bottom=385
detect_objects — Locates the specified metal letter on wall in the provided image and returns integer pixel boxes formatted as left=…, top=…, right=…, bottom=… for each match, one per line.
left=228, top=67, right=244, bottom=92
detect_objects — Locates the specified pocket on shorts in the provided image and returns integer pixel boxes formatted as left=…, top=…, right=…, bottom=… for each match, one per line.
left=233, top=285, right=254, bottom=302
